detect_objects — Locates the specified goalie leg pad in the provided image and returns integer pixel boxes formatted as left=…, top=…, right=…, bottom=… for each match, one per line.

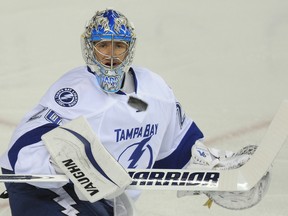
left=42, top=117, right=132, bottom=203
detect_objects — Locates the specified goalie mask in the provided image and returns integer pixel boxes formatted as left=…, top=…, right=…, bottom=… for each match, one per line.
left=81, top=9, right=137, bottom=93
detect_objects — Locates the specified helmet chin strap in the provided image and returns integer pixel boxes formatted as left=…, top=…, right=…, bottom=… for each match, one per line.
left=121, top=70, right=135, bottom=94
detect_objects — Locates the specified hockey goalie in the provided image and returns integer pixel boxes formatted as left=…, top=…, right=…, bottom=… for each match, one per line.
left=0, top=7, right=286, bottom=216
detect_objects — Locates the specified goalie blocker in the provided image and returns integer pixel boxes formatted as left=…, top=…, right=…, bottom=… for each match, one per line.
left=41, top=117, right=132, bottom=203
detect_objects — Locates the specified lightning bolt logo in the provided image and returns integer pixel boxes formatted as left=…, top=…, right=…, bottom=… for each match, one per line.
left=50, top=188, right=79, bottom=216
left=118, top=136, right=153, bottom=169
left=128, top=136, right=152, bottom=168
left=60, top=93, right=73, bottom=100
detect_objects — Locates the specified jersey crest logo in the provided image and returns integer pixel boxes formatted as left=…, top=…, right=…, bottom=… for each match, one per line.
left=54, top=88, right=78, bottom=107
left=118, top=136, right=153, bottom=169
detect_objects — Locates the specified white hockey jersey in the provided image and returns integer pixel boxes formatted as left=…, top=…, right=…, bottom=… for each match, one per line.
left=0, top=66, right=203, bottom=189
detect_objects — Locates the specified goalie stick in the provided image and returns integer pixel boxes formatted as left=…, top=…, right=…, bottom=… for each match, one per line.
left=1, top=100, right=288, bottom=192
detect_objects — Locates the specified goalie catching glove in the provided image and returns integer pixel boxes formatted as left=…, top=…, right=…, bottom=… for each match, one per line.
left=178, top=141, right=271, bottom=210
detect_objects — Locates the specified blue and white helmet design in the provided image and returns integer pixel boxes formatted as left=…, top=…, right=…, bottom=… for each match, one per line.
left=81, top=9, right=136, bottom=93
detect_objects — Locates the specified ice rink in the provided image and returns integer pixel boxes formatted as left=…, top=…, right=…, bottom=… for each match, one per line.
left=0, top=0, right=288, bottom=215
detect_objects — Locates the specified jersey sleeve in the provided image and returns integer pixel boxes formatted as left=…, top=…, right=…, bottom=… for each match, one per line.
left=153, top=99, right=204, bottom=169
left=2, top=105, right=65, bottom=188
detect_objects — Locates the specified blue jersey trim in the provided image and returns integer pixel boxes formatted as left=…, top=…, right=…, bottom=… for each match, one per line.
left=153, top=122, right=204, bottom=169
left=8, top=123, right=58, bottom=170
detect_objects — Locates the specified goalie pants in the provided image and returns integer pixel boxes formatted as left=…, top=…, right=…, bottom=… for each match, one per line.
left=2, top=168, right=114, bottom=216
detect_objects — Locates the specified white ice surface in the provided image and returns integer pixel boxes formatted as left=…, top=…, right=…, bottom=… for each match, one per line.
left=0, top=0, right=288, bottom=215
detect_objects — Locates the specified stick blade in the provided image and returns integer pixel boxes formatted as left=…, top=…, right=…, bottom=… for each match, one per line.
left=218, top=100, right=288, bottom=191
